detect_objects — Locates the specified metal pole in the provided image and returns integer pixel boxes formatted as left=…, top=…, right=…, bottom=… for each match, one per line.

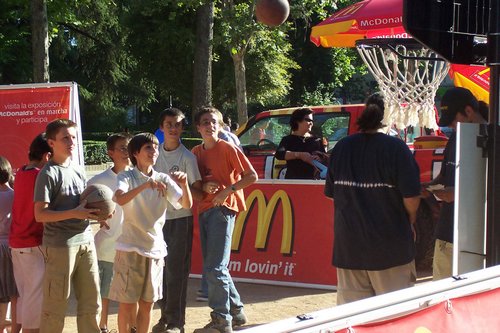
left=486, top=0, right=500, bottom=266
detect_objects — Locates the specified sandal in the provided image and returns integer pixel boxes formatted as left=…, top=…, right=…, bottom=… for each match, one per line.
left=100, top=327, right=127, bottom=333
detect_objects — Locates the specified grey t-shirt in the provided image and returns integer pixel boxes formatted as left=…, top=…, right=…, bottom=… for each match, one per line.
left=155, top=143, right=201, bottom=219
left=34, top=160, right=93, bottom=247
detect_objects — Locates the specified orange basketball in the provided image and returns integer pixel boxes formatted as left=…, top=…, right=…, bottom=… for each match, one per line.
left=80, top=184, right=116, bottom=220
left=255, top=0, right=290, bottom=27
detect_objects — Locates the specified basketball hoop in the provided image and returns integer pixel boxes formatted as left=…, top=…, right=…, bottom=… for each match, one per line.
left=356, top=38, right=450, bottom=130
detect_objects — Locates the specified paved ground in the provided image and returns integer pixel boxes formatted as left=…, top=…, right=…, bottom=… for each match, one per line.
left=61, top=272, right=432, bottom=333
left=62, top=277, right=337, bottom=333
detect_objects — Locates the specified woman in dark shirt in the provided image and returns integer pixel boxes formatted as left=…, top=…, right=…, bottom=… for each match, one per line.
left=275, top=108, right=326, bottom=179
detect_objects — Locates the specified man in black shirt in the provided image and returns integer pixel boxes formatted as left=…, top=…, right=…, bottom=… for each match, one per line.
left=324, top=93, right=421, bottom=304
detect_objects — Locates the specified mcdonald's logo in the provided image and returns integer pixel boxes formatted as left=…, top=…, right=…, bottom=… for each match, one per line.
left=232, top=189, right=294, bottom=254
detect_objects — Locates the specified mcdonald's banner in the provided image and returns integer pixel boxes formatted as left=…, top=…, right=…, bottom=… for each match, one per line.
left=191, top=180, right=338, bottom=288
left=0, top=82, right=83, bottom=172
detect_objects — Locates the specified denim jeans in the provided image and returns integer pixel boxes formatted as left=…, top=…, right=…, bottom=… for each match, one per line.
left=199, top=206, right=243, bottom=322
left=158, top=216, right=194, bottom=327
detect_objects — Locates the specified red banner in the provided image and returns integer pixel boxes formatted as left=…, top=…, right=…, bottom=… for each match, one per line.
left=0, top=85, right=72, bottom=171
left=336, top=287, right=500, bottom=332
left=192, top=181, right=337, bottom=288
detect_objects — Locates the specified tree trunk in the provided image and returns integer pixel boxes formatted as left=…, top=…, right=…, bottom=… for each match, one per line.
left=31, top=0, right=50, bottom=83
left=232, top=51, right=248, bottom=125
left=192, top=1, right=214, bottom=123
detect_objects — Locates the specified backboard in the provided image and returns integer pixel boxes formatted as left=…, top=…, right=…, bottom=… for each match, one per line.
left=454, top=123, right=487, bottom=275
left=403, top=0, right=489, bottom=65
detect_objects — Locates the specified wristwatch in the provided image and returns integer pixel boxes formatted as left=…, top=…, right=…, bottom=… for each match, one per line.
left=231, top=185, right=237, bottom=192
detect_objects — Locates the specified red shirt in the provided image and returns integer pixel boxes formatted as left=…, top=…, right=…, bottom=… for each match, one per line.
left=9, top=166, right=44, bottom=248
left=192, top=140, right=254, bottom=214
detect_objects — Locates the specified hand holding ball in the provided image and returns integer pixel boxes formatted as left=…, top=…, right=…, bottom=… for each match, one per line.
left=80, top=184, right=116, bottom=220
left=255, top=0, right=290, bottom=27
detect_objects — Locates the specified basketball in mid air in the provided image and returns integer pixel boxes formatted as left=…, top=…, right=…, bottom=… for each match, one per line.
left=255, top=0, right=290, bottom=27
left=80, top=184, right=116, bottom=220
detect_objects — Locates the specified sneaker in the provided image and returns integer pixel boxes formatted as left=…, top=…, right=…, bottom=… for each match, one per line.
left=100, top=329, right=118, bottom=333
left=165, top=325, right=184, bottom=333
left=231, top=309, right=248, bottom=327
left=193, top=315, right=232, bottom=333
left=151, top=321, right=168, bottom=333
left=152, top=321, right=184, bottom=333
left=130, top=327, right=137, bottom=333
left=196, top=295, right=209, bottom=302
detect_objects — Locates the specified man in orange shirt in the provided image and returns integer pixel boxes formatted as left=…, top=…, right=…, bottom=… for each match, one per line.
left=191, top=107, right=257, bottom=333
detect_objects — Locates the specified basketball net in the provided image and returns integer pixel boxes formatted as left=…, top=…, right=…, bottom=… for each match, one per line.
left=356, top=38, right=450, bottom=130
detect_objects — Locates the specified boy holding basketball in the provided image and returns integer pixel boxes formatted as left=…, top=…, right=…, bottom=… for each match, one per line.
left=88, top=133, right=135, bottom=333
left=34, top=118, right=102, bottom=333
left=109, top=132, right=192, bottom=333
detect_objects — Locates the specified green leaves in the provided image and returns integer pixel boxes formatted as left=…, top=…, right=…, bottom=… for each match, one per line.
left=1, top=0, right=367, bottom=131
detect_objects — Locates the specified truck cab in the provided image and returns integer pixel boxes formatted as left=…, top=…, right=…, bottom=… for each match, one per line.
left=237, top=104, right=447, bottom=182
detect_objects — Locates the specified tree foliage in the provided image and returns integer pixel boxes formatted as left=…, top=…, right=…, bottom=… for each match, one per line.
left=0, top=1, right=32, bottom=83
left=0, top=0, right=368, bottom=131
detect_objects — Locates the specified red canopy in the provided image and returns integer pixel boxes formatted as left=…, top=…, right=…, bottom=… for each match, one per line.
left=449, top=64, right=490, bottom=103
left=310, top=0, right=409, bottom=48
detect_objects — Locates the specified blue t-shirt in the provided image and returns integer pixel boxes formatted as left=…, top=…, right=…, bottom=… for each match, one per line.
left=154, top=128, right=164, bottom=144
left=324, top=133, right=421, bottom=270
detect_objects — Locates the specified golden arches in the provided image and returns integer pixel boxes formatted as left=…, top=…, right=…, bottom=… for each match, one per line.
left=232, top=189, right=294, bottom=254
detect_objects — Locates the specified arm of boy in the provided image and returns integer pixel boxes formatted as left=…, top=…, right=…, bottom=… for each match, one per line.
left=169, top=171, right=193, bottom=209
left=191, top=180, right=205, bottom=201
left=114, top=179, right=163, bottom=206
left=202, top=181, right=221, bottom=195
left=34, top=200, right=100, bottom=222
left=212, top=168, right=258, bottom=207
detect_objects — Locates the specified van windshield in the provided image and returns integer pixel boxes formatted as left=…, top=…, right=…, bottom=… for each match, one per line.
left=239, top=113, right=351, bottom=152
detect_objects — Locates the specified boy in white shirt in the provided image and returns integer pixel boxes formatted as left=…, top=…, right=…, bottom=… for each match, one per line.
left=88, top=133, right=133, bottom=333
left=108, top=133, right=192, bottom=333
